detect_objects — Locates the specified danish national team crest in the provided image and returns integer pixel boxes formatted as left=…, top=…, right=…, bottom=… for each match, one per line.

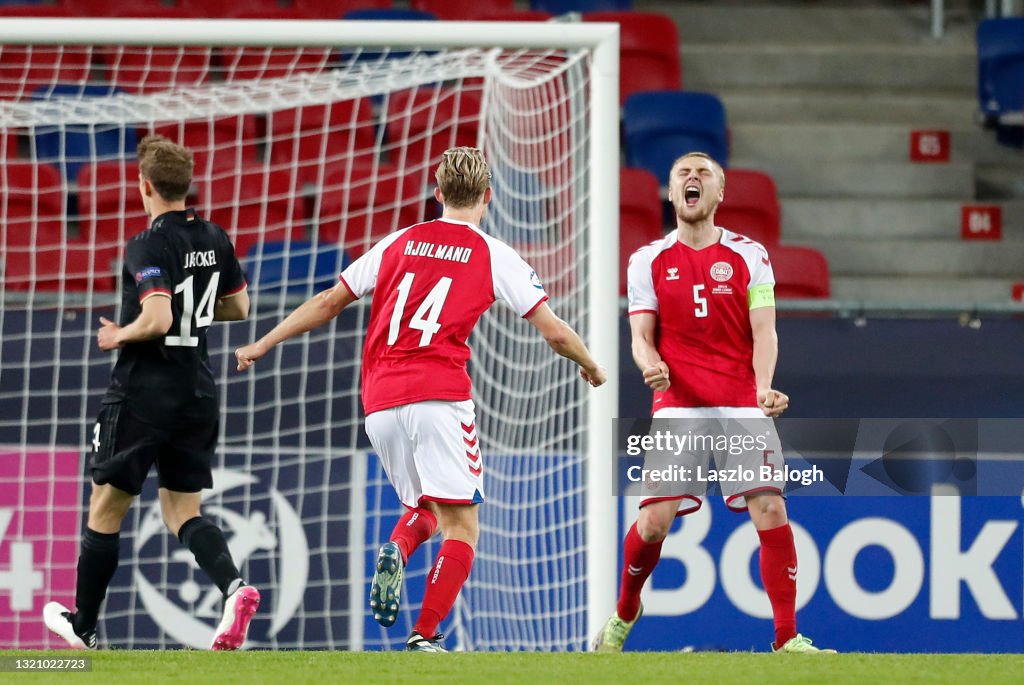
left=710, top=261, right=733, bottom=282
left=133, top=468, right=308, bottom=649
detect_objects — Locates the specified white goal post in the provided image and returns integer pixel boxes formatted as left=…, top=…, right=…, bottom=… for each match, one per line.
left=0, top=18, right=618, bottom=650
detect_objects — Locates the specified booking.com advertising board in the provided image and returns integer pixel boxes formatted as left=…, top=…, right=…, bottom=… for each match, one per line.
left=618, top=495, right=1024, bottom=653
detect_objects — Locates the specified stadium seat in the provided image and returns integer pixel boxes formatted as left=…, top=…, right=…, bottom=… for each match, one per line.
left=203, top=167, right=305, bottom=259
left=31, top=84, right=138, bottom=180
left=268, top=99, right=377, bottom=185
left=2, top=130, right=17, bottom=158
left=0, top=4, right=71, bottom=16
left=531, top=0, right=632, bottom=12
left=482, top=10, right=554, bottom=21
left=99, top=46, right=211, bottom=94
left=977, top=18, right=1024, bottom=122
left=0, top=46, right=91, bottom=100
left=76, top=161, right=149, bottom=246
left=317, top=162, right=425, bottom=256
left=619, top=167, right=664, bottom=295
left=150, top=115, right=259, bottom=173
left=410, top=0, right=514, bottom=20
left=1, top=162, right=65, bottom=290
left=62, top=0, right=164, bottom=16
left=714, top=168, right=780, bottom=246
left=623, top=91, right=729, bottom=179
left=768, top=245, right=830, bottom=299
left=246, top=241, right=348, bottom=293
left=220, top=44, right=331, bottom=82
left=293, top=0, right=391, bottom=19
left=176, top=0, right=278, bottom=18
left=385, top=87, right=481, bottom=176
left=583, top=12, right=681, bottom=104
left=343, top=8, right=436, bottom=21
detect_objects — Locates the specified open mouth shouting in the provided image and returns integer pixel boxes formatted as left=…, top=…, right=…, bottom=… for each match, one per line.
left=683, top=183, right=701, bottom=207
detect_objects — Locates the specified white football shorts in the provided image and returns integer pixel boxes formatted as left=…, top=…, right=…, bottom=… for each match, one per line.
left=364, top=399, right=484, bottom=508
left=640, top=406, right=785, bottom=515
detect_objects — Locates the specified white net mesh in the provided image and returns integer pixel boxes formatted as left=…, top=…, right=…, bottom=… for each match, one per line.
left=0, top=39, right=595, bottom=651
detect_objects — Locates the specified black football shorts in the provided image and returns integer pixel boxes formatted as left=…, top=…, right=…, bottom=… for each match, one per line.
left=89, top=400, right=218, bottom=495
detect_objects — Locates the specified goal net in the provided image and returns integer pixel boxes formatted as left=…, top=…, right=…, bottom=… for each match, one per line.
left=0, top=19, right=618, bottom=651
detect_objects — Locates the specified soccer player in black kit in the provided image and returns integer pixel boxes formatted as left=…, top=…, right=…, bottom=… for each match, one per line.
left=43, top=135, right=260, bottom=651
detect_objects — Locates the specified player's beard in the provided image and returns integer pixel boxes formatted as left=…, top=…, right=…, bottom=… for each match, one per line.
left=674, top=198, right=716, bottom=224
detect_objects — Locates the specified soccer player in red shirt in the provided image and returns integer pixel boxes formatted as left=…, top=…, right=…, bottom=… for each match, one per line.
left=236, top=147, right=605, bottom=652
left=592, top=152, right=833, bottom=654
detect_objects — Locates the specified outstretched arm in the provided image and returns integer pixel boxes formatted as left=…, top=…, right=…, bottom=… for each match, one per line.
left=525, top=302, right=606, bottom=387
left=235, top=281, right=356, bottom=371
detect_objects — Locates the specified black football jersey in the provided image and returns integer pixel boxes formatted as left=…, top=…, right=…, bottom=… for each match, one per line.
left=104, top=208, right=246, bottom=419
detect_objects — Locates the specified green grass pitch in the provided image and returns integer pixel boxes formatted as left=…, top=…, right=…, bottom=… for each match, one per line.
left=4, top=651, right=1024, bottom=685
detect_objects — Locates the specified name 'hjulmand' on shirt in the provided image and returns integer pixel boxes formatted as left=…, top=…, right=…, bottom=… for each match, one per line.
left=404, top=240, right=473, bottom=263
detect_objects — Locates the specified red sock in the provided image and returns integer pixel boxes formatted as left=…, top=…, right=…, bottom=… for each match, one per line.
left=390, top=507, right=437, bottom=565
left=616, top=522, right=663, bottom=622
left=414, top=539, right=474, bottom=638
left=758, top=523, right=798, bottom=648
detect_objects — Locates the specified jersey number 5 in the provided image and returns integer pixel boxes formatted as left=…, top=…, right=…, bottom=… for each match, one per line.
left=165, top=273, right=220, bottom=347
left=693, top=284, right=708, bottom=318
left=387, top=272, right=453, bottom=347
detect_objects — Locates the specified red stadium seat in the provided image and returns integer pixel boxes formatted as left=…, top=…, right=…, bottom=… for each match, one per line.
left=2, top=130, right=17, bottom=159
left=62, top=0, right=163, bottom=17
left=0, top=45, right=92, bottom=100
left=317, top=162, right=424, bottom=256
left=583, top=12, right=681, bottom=104
left=0, top=5, right=72, bottom=17
left=268, top=99, right=377, bottom=184
left=410, top=0, right=514, bottom=20
left=715, top=168, right=781, bottom=246
left=293, top=0, right=391, bottom=19
left=176, top=0, right=278, bottom=18
left=769, top=245, right=830, bottom=299
left=220, top=43, right=331, bottom=82
left=482, top=10, right=554, bottom=21
left=1, top=162, right=66, bottom=290
left=619, top=167, right=664, bottom=295
left=149, top=115, right=259, bottom=173
left=76, top=161, right=150, bottom=246
left=202, top=167, right=305, bottom=259
left=385, top=87, right=481, bottom=177
left=99, top=46, right=211, bottom=94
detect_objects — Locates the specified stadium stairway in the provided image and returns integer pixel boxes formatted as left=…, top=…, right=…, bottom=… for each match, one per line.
left=639, top=0, right=1024, bottom=303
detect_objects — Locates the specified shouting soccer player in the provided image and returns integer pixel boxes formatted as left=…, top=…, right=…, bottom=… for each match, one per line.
left=43, top=136, right=259, bottom=651
left=593, top=152, right=834, bottom=654
left=235, top=147, right=606, bottom=652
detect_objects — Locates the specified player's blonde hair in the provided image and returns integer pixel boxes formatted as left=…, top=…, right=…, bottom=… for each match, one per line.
left=138, top=134, right=194, bottom=202
left=435, top=147, right=491, bottom=209
left=671, top=151, right=726, bottom=189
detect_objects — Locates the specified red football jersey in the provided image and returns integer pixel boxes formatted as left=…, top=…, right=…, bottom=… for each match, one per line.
left=627, top=228, right=776, bottom=412
left=340, top=218, right=548, bottom=414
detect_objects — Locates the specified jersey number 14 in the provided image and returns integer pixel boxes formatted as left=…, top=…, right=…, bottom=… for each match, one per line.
left=387, top=272, right=453, bottom=347
left=165, top=273, right=220, bottom=347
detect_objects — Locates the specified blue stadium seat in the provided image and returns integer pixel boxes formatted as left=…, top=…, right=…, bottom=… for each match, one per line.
left=31, top=84, right=138, bottom=180
left=623, top=90, right=728, bottom=180
left=343, top=8, right=436, bottom=21
left=340, top=8, right=437, bottom=64
left=531, top=0, right=632, bottom=13
left=977, top=18, right=1024, bottom=123
left=246, top=241, right=349, bottom=294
